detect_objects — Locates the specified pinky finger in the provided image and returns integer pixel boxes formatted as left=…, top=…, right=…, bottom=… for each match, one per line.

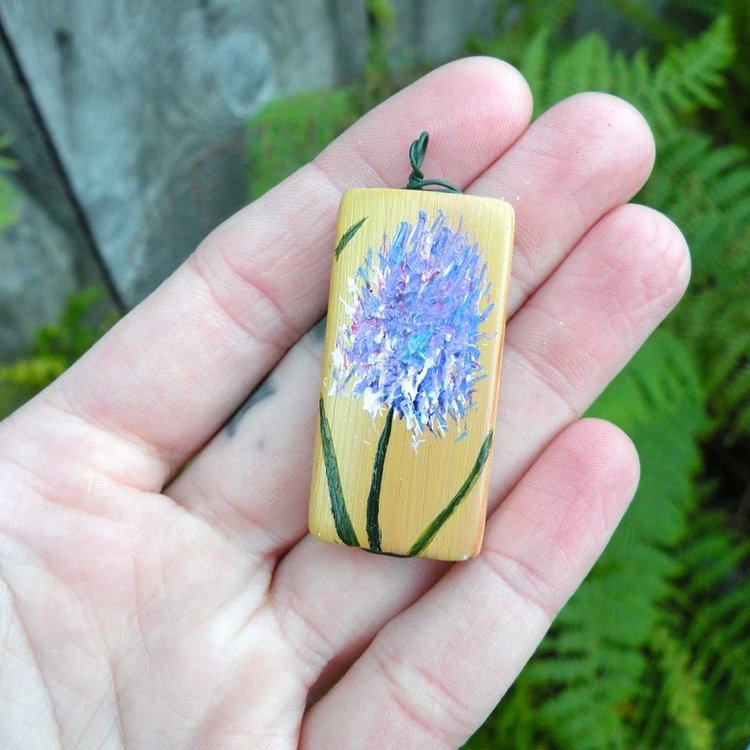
left=300, top=418, right=639, bottom=750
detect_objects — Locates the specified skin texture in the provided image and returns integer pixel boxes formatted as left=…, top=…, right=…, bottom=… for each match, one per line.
left=0, top=58, right=689, bottom=749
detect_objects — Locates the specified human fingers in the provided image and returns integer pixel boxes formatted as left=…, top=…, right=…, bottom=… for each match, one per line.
left=260, top=203, right=689, bottom=692
left=300, top=419, right=639, bottom=749
left=2, top=58, right=532, bottom=492
left=169, top=92, right=655, bottom=556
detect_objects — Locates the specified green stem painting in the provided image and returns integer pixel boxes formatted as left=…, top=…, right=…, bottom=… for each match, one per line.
left=318, top=397, right=493, bottom=557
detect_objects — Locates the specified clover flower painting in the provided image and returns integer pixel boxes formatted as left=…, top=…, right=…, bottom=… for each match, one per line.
left=315, top=196, right=508, bottom=558
left=329, top=209, right=494, bottom=447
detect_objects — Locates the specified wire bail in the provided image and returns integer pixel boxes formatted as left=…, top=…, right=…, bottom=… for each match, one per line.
left=405, top=132, right=462, bottom=193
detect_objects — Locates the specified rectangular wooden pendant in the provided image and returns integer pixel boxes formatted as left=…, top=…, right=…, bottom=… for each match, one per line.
left=309, top=188, right=514, bottom=561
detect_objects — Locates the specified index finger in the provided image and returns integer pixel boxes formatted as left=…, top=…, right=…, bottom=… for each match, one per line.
left=9, top=58, right=533, bottom=487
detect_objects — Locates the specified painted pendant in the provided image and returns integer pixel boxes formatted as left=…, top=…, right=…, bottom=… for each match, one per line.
left=309, top=185, right=514, bottom=561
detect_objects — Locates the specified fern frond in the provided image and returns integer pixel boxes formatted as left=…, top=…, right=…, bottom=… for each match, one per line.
left=639, top=627, right=715, bottom=750
left=517, top=27, right=551, bottom=115
left=632, top=509, right=750, bottom=747
left=466, top=331, right=706, bottom=749
left=653, top=15, right=734, bottom=114
left=638, top=121, right=750, bottom=441
left=504, top=16, right=733, bottom=133
left=532, top=684, right=628, bottom=749
left=544, top=33, right=613, bottom=112
left=464, top=12, right=747, bottom=749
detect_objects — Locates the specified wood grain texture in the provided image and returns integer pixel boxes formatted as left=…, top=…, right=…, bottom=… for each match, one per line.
left=310, top=188, right=514, bottom=561
left=0, top=0, right=503, bottom=358
left=0, top=0, right=368, bottom=307
left=0, top=34, right=116, bottom=358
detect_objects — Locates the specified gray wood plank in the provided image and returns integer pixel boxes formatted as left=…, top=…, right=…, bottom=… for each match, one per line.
left=387, top=0, right=497, bottom=67
left=1, top=0, right=368, bottom=306
left=0, top=29, right=116, bottom=358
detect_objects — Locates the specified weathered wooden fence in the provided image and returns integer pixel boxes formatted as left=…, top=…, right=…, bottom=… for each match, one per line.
left=0, top=0, right=496, bottom=358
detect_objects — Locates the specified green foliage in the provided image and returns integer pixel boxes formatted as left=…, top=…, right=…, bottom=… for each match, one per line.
left=245, top=14, right=749, bottom=746
left=0, top=287, right=117, bottom=419
left=464, top=11, right=750, bottom=750
left=470, top=2, right=577, bottom=68
left=366, top=0, right=396, bottom=81
left=30, top=287, right=114, bottom=363
left=467, top=331, right=706, bottom=749
left=633, top=509, right=750, bottom=748
left=0, top=143, right=117, bottom=419
left=0, top=7, right=743, bottom=745
left=246, top=1, right=407, bottom=201
left=643, top=127, right=750, bottom=440
left=247, top=89, right=361, bottom=200
left=511, top=15, right=733, bottom=123
left=640, top=626, right=715, bottom=750
left=499, top=14, right=750, bottom=443
left=602, top=1, right=750, bottom=149
left=0, top=133, right=19, bottom=232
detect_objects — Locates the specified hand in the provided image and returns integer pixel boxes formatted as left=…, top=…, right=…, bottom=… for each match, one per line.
left=0, top=58, right=688, bottom=749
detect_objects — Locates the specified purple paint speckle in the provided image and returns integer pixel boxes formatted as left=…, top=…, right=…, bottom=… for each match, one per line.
left=330, top=210, right=493, bottom=446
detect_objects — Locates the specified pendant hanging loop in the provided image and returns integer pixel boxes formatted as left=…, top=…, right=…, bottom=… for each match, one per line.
left=405, top=132, right=462, bottom=194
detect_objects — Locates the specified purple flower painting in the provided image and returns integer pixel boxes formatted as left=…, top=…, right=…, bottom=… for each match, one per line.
left=330, top=210, right=493, bottom=446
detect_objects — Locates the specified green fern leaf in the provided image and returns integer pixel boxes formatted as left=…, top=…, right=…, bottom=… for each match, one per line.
left=518, top=27, right=552, bottom=116
left=653, top=15, right=734, bottom=115
left=632, top=510, right=750, bottom=747
left=466, top=331, right=706, bottom=750
left=465, top=13, right=747, bottom=749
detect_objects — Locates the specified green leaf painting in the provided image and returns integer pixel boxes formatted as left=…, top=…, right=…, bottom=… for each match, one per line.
left=334, top=216, right=367, bottom=260
left=408, top=430, right=493, bottom=557
left=365, top=406, right=394, bottom=552
left=318, top=398, right=359, bottom=547
left=318, top=393, right=493, bottom=557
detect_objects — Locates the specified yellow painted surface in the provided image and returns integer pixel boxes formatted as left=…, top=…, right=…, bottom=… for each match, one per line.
left=309, top=188, right=514, bottom=560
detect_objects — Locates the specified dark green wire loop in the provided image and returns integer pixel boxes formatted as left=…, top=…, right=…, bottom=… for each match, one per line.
left=405, top=132, right=462, bottom=194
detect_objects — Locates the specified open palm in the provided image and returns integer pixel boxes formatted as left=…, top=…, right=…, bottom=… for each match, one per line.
left=0, top=58, right=688, bottom=749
